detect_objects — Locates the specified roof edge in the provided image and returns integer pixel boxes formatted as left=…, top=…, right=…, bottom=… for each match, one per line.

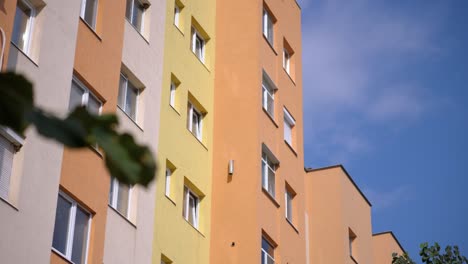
left=373, top=231, right=406, bottom=253
left=305, top=164, right=372, bottom=207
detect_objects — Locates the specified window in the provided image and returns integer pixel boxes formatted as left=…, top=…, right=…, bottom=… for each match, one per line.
left=11, top=0, right=35, bottom=55
left=187, top=102, right=203, bottom=140
left=349, top=228, right=357, bottom=259
left=126, top=0, right=147, bottom=32
left=262, top=73, right=276, bottom=118
left=261, top=237, right=275, bottom=264
left=109, top=178, right=132, bottom=218
left=0, top=135, right=15, bottom=200
left=52, top=192, right=91, bottom=264
left=285, top=185, right=295, bottom=223
left=262, top=8, right=274, bottom=45
left=191, top=27, right=205, bottom=62
left=80, top=0, right=98, bottom=29
left=69, top=77, right=102, bottom=115
left=183, top=186, right=199, bottom=228
left=174, top=2, right=181, bottom=28
left=283, top=108, right=295, bottom=147
left=165, top=161, right=176, bottom=197
left=161, top=254, right=173, bottom=264
left=118, top=73, right=140, bottom=121
left=169, top=81, right=176, bottom=107
left=283, top=49, right=290, bottom=74
left=261, top=149, right=277, bottom=198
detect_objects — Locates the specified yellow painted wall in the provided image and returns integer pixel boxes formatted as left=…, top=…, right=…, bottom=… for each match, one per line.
left=152, top=0, right=216, bottom=263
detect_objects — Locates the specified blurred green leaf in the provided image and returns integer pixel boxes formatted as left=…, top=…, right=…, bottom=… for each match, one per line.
left=0, top=72, right=34, bottom=134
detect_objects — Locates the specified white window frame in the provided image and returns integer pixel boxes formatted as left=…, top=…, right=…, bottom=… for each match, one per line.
left=174, top=3, right=180, bottom=28
left=285, top=188, right=293, bottom=222
left=261, top=237, right=275, bottom=264
left=191, top=27, right=205, bottom=62
left=0, top=128, right=23, bottom=201
left=126, top=0, right=147, bottom=32
left=283, top=108, right=295, bottom=146
left=169, top=81, right=176, bottom=107
left=118, top=73, right=140, bottom=122
left=109, top=178, right=133, bottom=219
left=262, top=8, right=273, bottom=45
left=165, top=168, right=172, bottom=197
left=52, top=191, right=92, bottom=264
left=187, top=102, right=203, bottom=140
left=262, top=72, right=277, bottom=118
left=183, top=186, right=199, bottom=228
left=80, top=0, right=98, bottom=29
left=71, top=76, right=103, bottom=114
left=261, top=151, right=277, bottom=198
left=12, top=0, right=35, bottom=55
left=283, top=49, right=290, bottom=74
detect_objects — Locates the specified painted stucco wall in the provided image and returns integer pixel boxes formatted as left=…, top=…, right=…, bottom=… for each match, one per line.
left=373, top=233, right=405, bottom=264
left=152, top=0, right=216, bottom=263
left=210, top=0, right=305, bottom=263
left=306, top=166, right=374, bottom=264
left=0, top=1, right=81, bottom=263
left=103, top=0, right=166, bottom=263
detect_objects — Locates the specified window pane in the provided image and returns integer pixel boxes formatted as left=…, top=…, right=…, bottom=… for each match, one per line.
left=69, top=81, right=84, bottom=111
left=118, top=75, right=127, bottom=110
left=183, top=187, right=188, bottom=219
left=267, top=93, right=274, bottom=116
left=284, top=120, right=292, bottom=145
left=83, top=0, right=97, bottom=28
left=109, top=179, right=115, bottom=205
left=195, top=35, right=204, bottom=60
left=165, top=169, right=171, bottom=196
left=169, top=82, right=176, bottom=107
left=268, top=167, right=275, bottom=197
left=71, top=206, right=90, bottom=264
left=261, top=159, right=267, bottom=189
left=116, top=182, right=130, bottom=216
left=0, top=135, right=14, bottom=199
left=125, top=82, right=138, bottom=120
left=188, top=193, right=196, bottom=225
left=125, top=0, right=132, bottom=20
left=52, top=195, right=72, bottom=254
left=174, top=5, right=180, bottom=27
left=87, top=94, right=101, bottom=115
left=286, top=192, right=292, bottom=221
left=12, top=2, right=31, bottom=51
left=262, top=238, right=274, bottom=256
left=267, top=16, right=273, bottom=44
left=132, top=0, right=144, bottom=31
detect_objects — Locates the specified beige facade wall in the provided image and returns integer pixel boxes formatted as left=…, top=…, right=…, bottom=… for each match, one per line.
left=0, top=0, right=81, bottom=263
left=103, top=1, right=166, bottom=263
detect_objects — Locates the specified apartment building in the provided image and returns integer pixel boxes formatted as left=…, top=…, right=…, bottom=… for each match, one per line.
left=0, top=0, right=405, bottom=264
left=151, top=0, right=216, bottom=263
left=0, top=0, right=165, bottom=263
left=210, top=0, right=306, bottom=263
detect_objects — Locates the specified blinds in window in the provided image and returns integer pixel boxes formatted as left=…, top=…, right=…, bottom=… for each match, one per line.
left=0, top=135, right=15, bottom=199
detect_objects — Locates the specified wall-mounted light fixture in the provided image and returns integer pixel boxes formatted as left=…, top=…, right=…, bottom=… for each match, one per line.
left=228, top=160, right=234, bottom=175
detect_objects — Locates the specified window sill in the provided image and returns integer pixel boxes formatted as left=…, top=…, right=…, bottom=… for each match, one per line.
left=191, top=51, right=211, bottom=73
left=126, top=19, right=150, bottom=44
left=80, top=18, right=102, bottom=41
left=10, top=42, right=39, bottom=67
left=262, top=188, right=280, bottom=208
left=169, top=104, right=181, bottom=116
left=186, top=128, right=208, bottom=151
left=0, top=126, right=25, bottom=148
left=262, top=108, right=279, bottom=128
left=350, top=255, right=359, bottom=264
left=283, top=68, right=296, bottom=85
left=117, top=106, right=144, bottom=132
left=0, top=196, right=18, bottom=211
left=263, top=35, right=278, bottom=56
left=165, top=194, right=176, bottom=206
left=173, top=24, right=184, bottom=36
left=108, top=204, right=137, bottom=228
left=89, top=144, right=103, bottom=158
left=184, top=218, right=205, bottom=237
left=286, top=218, right=299, bottom=234
left=284, top=140, right=298, bottom=156
left=51, top=248, right=73, bottom=264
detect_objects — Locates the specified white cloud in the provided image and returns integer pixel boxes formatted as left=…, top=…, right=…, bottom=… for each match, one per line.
left=363, top=185, right=413, bottom=211
left=302, top=0, right=444, bottom=163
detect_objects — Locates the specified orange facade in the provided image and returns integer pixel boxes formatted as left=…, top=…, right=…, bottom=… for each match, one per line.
left=210, top=0, right=305, bottom=263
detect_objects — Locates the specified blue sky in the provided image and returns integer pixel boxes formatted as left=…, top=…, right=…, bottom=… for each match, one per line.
left=298, top=0, right=468, bottom=261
